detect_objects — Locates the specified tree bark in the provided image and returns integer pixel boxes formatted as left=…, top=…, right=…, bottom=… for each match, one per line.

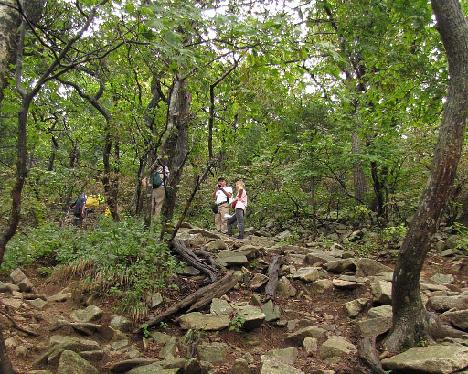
left=0, top=0, right=19, bottom=105
left=385, top=0, right=468, bottom=353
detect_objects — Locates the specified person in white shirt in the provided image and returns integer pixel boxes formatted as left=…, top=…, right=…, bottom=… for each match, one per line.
left=212, top=177, right=232, bottom=233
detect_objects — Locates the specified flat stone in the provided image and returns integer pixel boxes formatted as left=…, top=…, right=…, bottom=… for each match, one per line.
left=126, top=363, right=180, bottom=374
left=108, top=358, right=158, bottom=373
left=159, top=337, right=177, bottom=359
left=430, top=273, right=454, bottom=285
left=303, top=337, right=318, bottom=355
left=304, top=251, right=338, bottom=265
left=210, top=298, right=234, bottom=316
left=367, top=305, right=392, bottom=319
left=381, top=344, right=468, bottom=373
left=355, top=258, right=392, bottom=277
left=319, top=336, right=357, bottom=363
left=147, top=292, right=164, bottom=308
left=28, top=298, right=48, bottom=310
left=178, top=312, right=229, bottom=331
left=197, top=342, right=229, bottom=363
left=324, top=259, right=356, bottom=273
left=237, top=244, right=263, bottom=259
left=260, top=358, right=304, bottom=374
left=356, top=316, right=392, bottom=338
left=70, top=305, right=103, bottom=323
left=441, top=309, right=468, bottom=330
left=216, top=251, right=249, bottom=266
left=370, top=279, right=392, bottom=305
left=261, top=347, right=298, bottom=365
left=110, top=315, right=132, bottom=332
left=206, top=239, right=228, bottom=251
left=277, top=277, right=297, bottom=297
left=285, top=326, right=326, bottom=346
left=48, top=290, right=71, bottom=302
left=234, top=304, right=265, bottom=330
left=231, top=358, right=250, bottom=374
left=2, top=298, right=23, bottom=309
left=57, top=350, right=98, bottom=374
left=188, top=229, right=220, bottom=239
left=428, top=294, right=468, bottom=312
left=311, top=279, right=334, bottom=293
left=345, top=298, right=368, bottom=318
left=421, top=282, right=449, bottom=292
left=262, top=300, right=281, bottom=322
left=250, top=273, right=269, bottom=290
left=292, top=267, right=326, bottom=282
left=333, top=278, right=359, bottom=290
left=176, top=265, right=200, bottom=276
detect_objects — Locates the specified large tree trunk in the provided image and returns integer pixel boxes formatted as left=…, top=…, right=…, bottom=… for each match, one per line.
left=385, top=0, right=468, bottom=353
left=0, top=0, right=19, bottom=104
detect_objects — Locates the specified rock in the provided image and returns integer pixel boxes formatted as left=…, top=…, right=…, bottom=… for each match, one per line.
left=370, top=279, right=392, bottom=305
left=260, top=357, right=304, bottom=374
left=177, top=265, right=200, bottom=276
left=234, top=304, right=265, bottom=330
left=430, top=273, right=454, bottom=285
left=311, top=279, right=334, bottom=293
left=2, top=298, right=23, bottom=309
left=30, top=371, right=53, bottom=374
left=159, top=336, right=178, bottom=359
left=197, top=342, right=229, bottom=363
left=10, top=268, right=34, bottom=292
left=277, top=277, right=297, bottom=298
left=231, top=358, right=250, bottom=374
left=381, top=344, right=468, bottom=373
left=28, top=298, right=48, bottom=310
left=319, top=336, right=357, bottom=363
left=188, top=229, right=220, bottom=239
left=216, top=251, right=249, bottom=266
left=262, top=300, right=281, bottom=322
left=110, top=315, right=132, bottom=332
left=237, top=244, right=263, bottom=259
left=303, top=337, right=318, bottom=355
left=345, top=298, right=368, bottom=318
left=184, top=358, right=203, bottom=374
left=324, top=259, right=356, bottom=273
left=356, top=316, right=392, bottom=337
left=441, top=309, right=468, bottom=330
left=70, top=305, right=103, bottom=323
left=111, top=338, right=130, bottom=351
left=79, top=350, right=104, bottom=362
left=108, top=358, right=159, bottom=373
left=261, top=347, right=298, bottom=365
left=285, top=326, right=326, bottom=346
left=291, top=267, right=326, bottom=282
left=421, top=282, right=449, bottom=292
left=276, top=230, right=292, bottom=240
left=206, top=239, right=228, bottom=251
left=57, top=350, right=98, bottom=374
left=250, top=273, right=269, bottom=290
left=355, top=258, right=392, bottom=277
left=48, top=289, right=71, bottom=302
left=304, top=251, right=338, bottom=265
left=178, top=312, right=229, bottom=331
left=332, top=278, right=359, bottom=290
left=5, top=337, right=17, bottom=349
left=440, top=248, right=457, bottom=257
left=348, top=230, right=363, bottom=242
left=3, top=282, right=19, bottom=293
left=367, top=305, right=392, bottom=319
left=146, top=292, right=164, bottom=308
left=428, top=294, right=468, bottom=312
left=210, top=298, right=234, bottom=315
left=126, top=363, right=180, bottom=374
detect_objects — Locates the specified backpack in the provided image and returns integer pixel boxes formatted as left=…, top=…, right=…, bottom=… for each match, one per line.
left=152, top=171, right=163, bottom=188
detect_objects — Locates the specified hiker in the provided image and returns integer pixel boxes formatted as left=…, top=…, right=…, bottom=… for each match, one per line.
left=228, top=179, right=248, bottom=239
left=70, top=193, right=87, bottom=227
left=212, top=177, right=232, bottom=233
left=151, top=160, right=170, bottom=218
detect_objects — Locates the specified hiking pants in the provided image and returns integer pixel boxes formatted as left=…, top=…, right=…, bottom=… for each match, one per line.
left=228, top=208, right=245, bottom=239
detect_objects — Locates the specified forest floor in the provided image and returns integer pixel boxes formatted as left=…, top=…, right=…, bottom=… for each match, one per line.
left=1, top=225, right=467, bottom=374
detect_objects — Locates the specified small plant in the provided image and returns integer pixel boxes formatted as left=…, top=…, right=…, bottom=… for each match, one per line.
left=159, top=321, right=168, bottom=329
left=142, top=324, right=151, bottom=339
left=229, top=314, right=246, bottom=332
left=381, top=224, right=407, bottom=244
left=452, top=223, right=468, bottom=252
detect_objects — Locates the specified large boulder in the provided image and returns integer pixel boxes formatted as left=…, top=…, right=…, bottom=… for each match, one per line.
left=324, top=259, right=356, bottom=273
left=428, top=294, right=468, bottom=312
left=10, top=268, right=34, bottom=292
left=197, top=342, right=229, bottom=363
left=56, top=350, right=98, bottom=374
left=441, top=309, right=468, bottom=331
left=277, top=277, right=297, bottom=298
left=210, top=298, right=234, bottom=316
left=178, top=312, right=229, bottom=331
left=355, top=258, right=392, bottom=277
left=356, top=317, right=392, bottom=338
left=291, top=267, right=326, bottom=282
left=345, top=298, right=368, bottom=318
left=370, top=279, right=392, bottom=305
left=319, top=336, right=357, bottom=364
left=381, top=344, right=468, bottom=373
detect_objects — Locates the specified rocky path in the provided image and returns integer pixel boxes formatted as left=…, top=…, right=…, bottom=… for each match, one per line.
left=1, top=225, right=467, bottom=374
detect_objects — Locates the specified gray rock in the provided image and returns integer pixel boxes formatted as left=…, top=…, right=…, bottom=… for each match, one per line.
left=319, top=336, right=357, bottom=363
left=260, top=357, right=304, bottom=374
left=381, top=344, right=468, bottom=373
left=150, top=332, right=172, bottom=344
left=345, top=298, right=368, bottom=318
left=441, top=309, right=468, bottom=330
left=285, top=326, right=326, bottom=346
left=48, top=289, right=71, bottom=302
left=210, top=298, right=234, bottom=315
left=276, top=230, right=292, bottom=240
left=197, top=342, right=229, bottom=363
left=421, top=282, right=449, bottom=292
left=237, top=244, right=263, bottom=259
left=277, top=277, right=297, bottom=298
left=430, top=273, right=454, bottom=285
left=303, top=337, right=318, bottom=354
left=367, top=305, right=392, bottom=319
left=79, top=350, right=104, bottom=362
left=370, top=279, right=392, bottom=305
left=178, top=312, right=229, bottom=331
left=10, top=268, right=34, bottom=292
left=57, top=350, right=98, bottom=374
left=147, top=292, right=164, bottom=308
left=231, top=358, right=250, bottom=374
left=429, top=294, right=468, bottom=312
left=292, top=267, right=326, bottom=282
left=250, top=273, right=269, bottom=290
left=216, top=251, right=249, bottom=266
left=206, top=239, right=228, bottom=251
left=126, top=363, right=180, bottom=374
left=355, top=258, right=392, bottom=277
left=188, top=229, right=220, bottom=239
left=324, top=259, right=356, bottom=273
left=304, top=251, right=338, bottom=265
left=159, top=337, right=178, bottom=359
left=28, top=298, right=48, bottom=310
left=234, top=304, right=265, bottom=330
left=107, top=358, right=159, bottom=373
left=356, top=316, right=392, bottom=338
left=177, top=265, right=200, bottom=276
left=262, top=300, right=281, bottom=322
left=311, top=279, right=334, bottom=293
left=70, top=305, right=103, bottom=323
left=261, top=347, right=298, bottom=365
left=110, top=315, right=132, bottom=332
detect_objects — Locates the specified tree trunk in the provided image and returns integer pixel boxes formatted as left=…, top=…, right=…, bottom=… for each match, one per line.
left=0, top=0, right=19, bottom=105
left=385, top=0, right=468, bottom=353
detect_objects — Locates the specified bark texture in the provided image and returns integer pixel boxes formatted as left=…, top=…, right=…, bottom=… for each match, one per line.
left=385, top=0, right=468, bottom=353
left=0, top=0, right=19, bottom=104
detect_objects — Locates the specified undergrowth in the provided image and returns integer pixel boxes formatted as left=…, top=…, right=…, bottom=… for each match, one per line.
left=4, top=217, right=180, bottom=320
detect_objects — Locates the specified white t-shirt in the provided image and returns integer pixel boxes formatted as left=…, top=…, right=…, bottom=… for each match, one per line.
left=215, top=186, right=232, bottom=205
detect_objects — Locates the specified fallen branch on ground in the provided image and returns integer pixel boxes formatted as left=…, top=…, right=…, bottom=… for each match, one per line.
left=264, top=254, right=283, bottom=300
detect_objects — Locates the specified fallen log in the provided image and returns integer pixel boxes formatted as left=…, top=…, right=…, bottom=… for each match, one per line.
left=169, top=239, right=218, bottom=283
left=264, top=254, right=283, bottom=300
left=136, top=271, right=240, bottom=333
